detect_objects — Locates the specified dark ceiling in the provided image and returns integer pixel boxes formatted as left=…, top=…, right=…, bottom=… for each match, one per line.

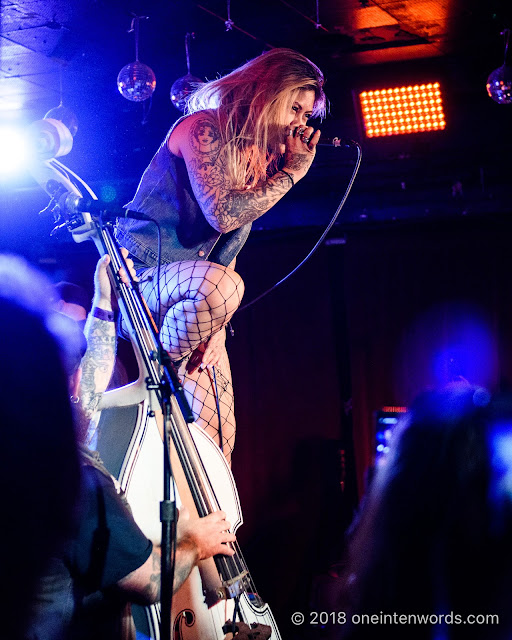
left=1, top=0, right=511, bottom=255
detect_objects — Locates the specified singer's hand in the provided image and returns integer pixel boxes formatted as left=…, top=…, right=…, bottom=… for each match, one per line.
left=282, top=125, right=321, bottom=183
left=186, top=328, right=226, bottom=374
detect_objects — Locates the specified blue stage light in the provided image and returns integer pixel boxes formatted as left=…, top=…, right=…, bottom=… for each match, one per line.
left=0, top=126, right=29, bottom=176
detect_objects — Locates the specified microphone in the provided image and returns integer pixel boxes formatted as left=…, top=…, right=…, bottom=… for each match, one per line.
left=316, top=136, right=355, bottom=148
left=58, top=192, right=152, bottom=220
left=289, top=127, right=356, bottom=148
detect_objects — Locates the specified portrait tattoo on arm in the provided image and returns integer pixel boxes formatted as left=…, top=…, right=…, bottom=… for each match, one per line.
left=189, top=119, right=222, bottom=157
left=186, top=117, right=294, bottom=233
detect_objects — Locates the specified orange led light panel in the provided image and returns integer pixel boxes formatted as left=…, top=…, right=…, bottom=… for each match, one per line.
left=359, top=83, right=446, bottom=138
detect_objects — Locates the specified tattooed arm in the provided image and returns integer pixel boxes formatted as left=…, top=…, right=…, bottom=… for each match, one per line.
left=115, top=544, right=192, bottom=605
left=116, top=510, right=236, bottom=604
left=80, top=250, right=136, bottom=419
left=80, top=255, right=116, bottom=420
left=170, top=112, right=319, bottom=234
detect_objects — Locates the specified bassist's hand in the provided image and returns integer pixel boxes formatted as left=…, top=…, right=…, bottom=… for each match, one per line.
left=178, top=508, right=236, bottom=561
left=93, top=247, right=137, bottom=310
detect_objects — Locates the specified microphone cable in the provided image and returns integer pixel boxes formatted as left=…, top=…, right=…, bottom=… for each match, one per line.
left=237, top=140, right=362, bottom=313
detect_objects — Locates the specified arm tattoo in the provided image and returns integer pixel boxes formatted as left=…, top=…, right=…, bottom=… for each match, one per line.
left=142, top=550, right=161, bottom=601
left=173, top=543, right=198, bottom=593
left=80, top=317, right=116, bottom=419
left=285, top=152, right=313, bottom=172
left=186, top=116, right=294, bottom=233
left=189, top=117, right=222, bottom=163
left=214, top=176, right=290, bottom=230
left=118, top=548, right=161, bottom=603
left=132, top=543, right=197, bottom=599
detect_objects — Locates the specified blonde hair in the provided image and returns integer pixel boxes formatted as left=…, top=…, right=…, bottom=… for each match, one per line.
left=186, top=48, right=327, bottom=189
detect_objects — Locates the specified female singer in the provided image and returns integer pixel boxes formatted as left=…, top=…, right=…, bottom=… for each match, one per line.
left=116, top=48, right=327, bottom=463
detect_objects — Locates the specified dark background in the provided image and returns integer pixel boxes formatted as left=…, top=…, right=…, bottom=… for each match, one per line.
left=2, top=1, right=512, bottom=637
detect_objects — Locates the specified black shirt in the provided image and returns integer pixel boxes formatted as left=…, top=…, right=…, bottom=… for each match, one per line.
left=28, top=463, right=153, bottom=640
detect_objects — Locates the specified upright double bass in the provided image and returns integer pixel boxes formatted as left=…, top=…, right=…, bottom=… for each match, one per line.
left=28, top=118, right=281, bottom=640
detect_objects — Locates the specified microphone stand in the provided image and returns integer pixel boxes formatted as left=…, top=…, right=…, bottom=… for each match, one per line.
left=94, top=220, right=194, bottom=640
left=154, top=348, right=195, bottom=639
left=160, top=398, right=176, bottom=638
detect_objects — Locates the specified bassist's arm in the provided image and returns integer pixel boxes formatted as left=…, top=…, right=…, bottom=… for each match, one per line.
left=80, top=255, right=116, bottom=420
left=116, top=510, right=236, bottom=604
left=80, top=250, right=137, bottom=418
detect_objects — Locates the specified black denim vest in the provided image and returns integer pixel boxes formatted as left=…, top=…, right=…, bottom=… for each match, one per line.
left=115, top=116, right=251, bottom=268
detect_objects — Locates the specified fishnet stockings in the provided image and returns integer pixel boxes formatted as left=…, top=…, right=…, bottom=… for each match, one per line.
left=137, top=261, right=244, bottom=464
left=175, top=340, right=236, bottom=464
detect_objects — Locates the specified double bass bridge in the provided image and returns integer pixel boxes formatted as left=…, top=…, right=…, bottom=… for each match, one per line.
left=205, top=570, right=263, bottom=606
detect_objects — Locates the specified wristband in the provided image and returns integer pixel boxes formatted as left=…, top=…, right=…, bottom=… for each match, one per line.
left=92, top=307, right=115, bottom=322
left=280, top=169, right=295, bottom=188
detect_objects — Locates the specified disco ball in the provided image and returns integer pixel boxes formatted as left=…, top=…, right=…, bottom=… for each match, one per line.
left=486, top=64, right=512, bottom=104
left=170, top=73, right=203, bottom=111
left=44, top=104, right=79, bottom=137
left=117, top=61, right=156, bottom=102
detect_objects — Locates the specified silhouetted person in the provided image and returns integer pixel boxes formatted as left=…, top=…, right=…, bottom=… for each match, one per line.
left=0, top=255, right=81, bottom=640
left=336, top=383, right=512, bottom=640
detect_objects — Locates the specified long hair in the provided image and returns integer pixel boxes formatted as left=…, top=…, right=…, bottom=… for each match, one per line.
left=186, top=48, right=327, bottom=189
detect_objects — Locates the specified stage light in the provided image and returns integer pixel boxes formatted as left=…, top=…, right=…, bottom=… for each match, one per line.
left=0, top=126, right=29, bottom=176
left=357, top=82, right=446, bottom=138
left=0, top=100, right=24, bottom=113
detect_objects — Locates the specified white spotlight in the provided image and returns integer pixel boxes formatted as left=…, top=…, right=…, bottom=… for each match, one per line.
left=0, top=126, right=29, bottom=176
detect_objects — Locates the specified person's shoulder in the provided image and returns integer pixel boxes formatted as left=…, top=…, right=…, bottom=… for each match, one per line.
left=171, top=110, right=217, bottom=137
left=81, top=462, right=115, bottom=495
left=184, top=109, right=217, bottom=124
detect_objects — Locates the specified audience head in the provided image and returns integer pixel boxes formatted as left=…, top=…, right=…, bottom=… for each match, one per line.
left=53, top=280, right=90, bottom=327
left=339, top=383, right=512, bottom=639
left=0, top=254, right=81, bottom=636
